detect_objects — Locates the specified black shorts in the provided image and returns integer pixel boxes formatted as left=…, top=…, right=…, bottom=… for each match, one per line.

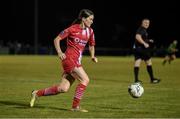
left=133, top=48, right=152, bottom=61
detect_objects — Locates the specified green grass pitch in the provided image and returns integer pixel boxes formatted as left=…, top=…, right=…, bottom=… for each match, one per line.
left=0, top=55, right=180, bottom=118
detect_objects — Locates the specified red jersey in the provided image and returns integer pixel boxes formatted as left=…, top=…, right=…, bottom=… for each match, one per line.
left=58, top=24, right=95, bottom=61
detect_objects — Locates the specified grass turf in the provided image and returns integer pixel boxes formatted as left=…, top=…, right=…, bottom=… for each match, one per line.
left=0, top=55, right=180, bottom=118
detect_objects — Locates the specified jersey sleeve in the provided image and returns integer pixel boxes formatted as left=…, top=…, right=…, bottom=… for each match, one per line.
left=58, top=27, right=70, bottom=40
left=88, top=28, right=95, bottom=46
left=136, top=27, right=143, bottom=35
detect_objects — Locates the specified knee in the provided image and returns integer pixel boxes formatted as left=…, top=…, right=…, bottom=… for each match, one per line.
left=62, top=87, right=69, bottom=93
left=81, top=77, right=90, bottom=86
left=57, top=85, right=69, bottom=93
left=146, top=60, right=152, bottom=65
left=85, top=78, right=90, bottom=84
left=134, top=60, right=141, bottom=67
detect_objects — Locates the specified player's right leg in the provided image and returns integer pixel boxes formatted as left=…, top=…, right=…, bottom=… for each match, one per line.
left=134, top=59, right=142, bottom=83
left=30, top=90, right=38, bottom=107
left=133, top=49, right=143, bottom=83
left=30, top=73, right=75, bottom=107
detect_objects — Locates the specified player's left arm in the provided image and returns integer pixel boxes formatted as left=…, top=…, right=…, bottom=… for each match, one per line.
left=88, top=28, right=98, bottom=63
left=89, top=45, right=98, bottom=63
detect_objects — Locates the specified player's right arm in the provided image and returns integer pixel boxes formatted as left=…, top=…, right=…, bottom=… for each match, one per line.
left=54, top=27, right=71, bottom=60
left=54, top=36, right=66, bottom=60
left=135, top=34, right=149, bottom=48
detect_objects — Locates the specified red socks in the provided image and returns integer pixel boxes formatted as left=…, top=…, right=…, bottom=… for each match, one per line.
left=36, top=86, right=59, bottom=96
left=35, top=83, right=87, bottom=109
left=72, top=83, right=86, bottom=108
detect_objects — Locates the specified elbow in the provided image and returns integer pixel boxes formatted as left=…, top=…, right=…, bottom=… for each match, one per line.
left=54, top=37, right=58, bottom=43
left=135, top=35, right=139, bottom=40
left=135, top=34, right=141, bottom=40
left=54, top=36, right=61, bottom=43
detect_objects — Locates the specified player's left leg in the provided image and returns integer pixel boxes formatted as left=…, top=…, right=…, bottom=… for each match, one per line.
left=169, top=54, right=176, bottom=64
left=70, top=66, right=89, bottom=112
left=145, top=59, right=160, bottom=84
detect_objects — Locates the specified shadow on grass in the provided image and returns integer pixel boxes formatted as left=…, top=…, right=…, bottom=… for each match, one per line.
left=100, top=106, right=123, bottom=110
left=0, top=100, right=69, bottom=111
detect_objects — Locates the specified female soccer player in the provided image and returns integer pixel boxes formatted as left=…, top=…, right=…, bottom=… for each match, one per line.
left=30, top=9, right=98, bottom=112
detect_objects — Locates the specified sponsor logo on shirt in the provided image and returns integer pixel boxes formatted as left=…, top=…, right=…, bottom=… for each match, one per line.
left=74, top=38, right=87, bottom=46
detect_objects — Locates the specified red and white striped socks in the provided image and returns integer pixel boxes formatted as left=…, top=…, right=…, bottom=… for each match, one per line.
left=34, top=83, right=87, bottom=108
left=72, top=83, right=86, bottom=108
left=36, top=85, right=59, bottom=96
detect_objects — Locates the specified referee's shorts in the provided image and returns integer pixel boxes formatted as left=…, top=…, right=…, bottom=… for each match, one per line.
left=133, top=48, right=152, bottom=61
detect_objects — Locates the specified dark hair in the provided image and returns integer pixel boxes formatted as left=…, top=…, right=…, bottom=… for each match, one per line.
left=142, top=18, right=150, bottom=21
left=72, top=9, right=94, bottom=25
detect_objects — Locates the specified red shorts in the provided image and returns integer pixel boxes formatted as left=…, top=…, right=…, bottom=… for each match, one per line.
left=62, top=58, right=81, bottom=73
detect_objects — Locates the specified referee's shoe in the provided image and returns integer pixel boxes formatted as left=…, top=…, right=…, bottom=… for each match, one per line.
left=151, top=78, right=161, bottom=84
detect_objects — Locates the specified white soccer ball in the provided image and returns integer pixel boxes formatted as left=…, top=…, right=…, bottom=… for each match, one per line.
left=128, top=82, right=144, bottom=98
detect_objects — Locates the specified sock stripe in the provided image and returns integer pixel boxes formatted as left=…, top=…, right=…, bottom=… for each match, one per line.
left=44, top=86, right=59, bottom=96
left=72, top=83, right=86, bottom=108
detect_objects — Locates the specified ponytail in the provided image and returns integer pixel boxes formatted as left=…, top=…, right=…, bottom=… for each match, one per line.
left=71, top=9, right=94, bottom=25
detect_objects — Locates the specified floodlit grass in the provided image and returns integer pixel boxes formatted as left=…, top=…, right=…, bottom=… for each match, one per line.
left=0, top=55, right=180, bottom=118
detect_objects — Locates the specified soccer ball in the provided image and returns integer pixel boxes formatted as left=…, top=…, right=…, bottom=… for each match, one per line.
left=128, top=82, right=144, bottom=98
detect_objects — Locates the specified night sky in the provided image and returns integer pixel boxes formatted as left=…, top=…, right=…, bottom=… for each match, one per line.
left=2, top=0, right=179, bottom=54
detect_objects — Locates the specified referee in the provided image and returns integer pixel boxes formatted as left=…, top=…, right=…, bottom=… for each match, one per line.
left=133, top=18, right=161, bottom=84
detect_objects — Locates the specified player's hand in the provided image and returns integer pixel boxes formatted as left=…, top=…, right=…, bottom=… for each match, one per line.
left=143, top=42, right=149, bottom=48
left=58, top=53, right=66, bottom=60
left=92, top=57, right=98, bottom=63
left=149, top=39, right=154, bottom=43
